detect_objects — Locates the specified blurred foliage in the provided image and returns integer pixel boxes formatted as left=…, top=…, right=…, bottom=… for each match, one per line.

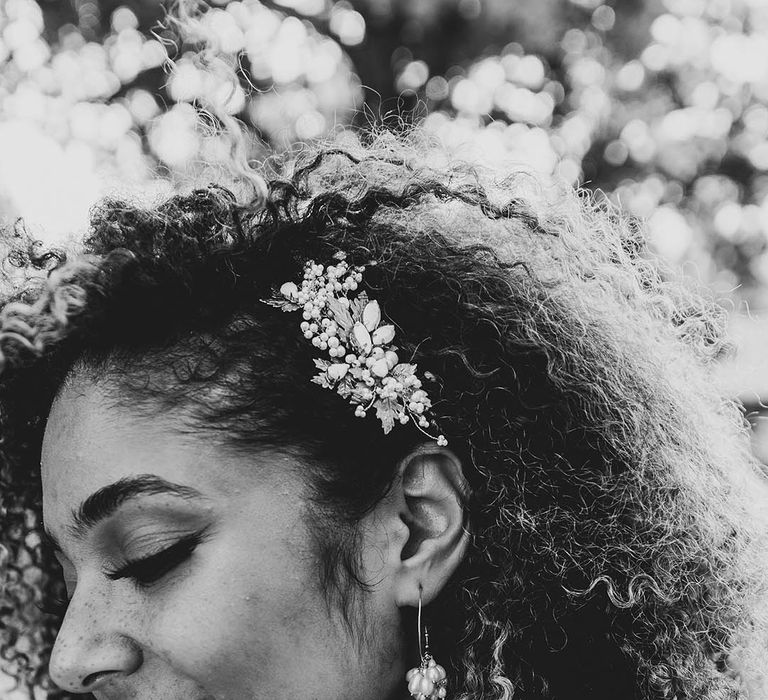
left=5, top=3, right=768, bottom=696
left=0, top=0, right=768, bottom=688
left=1, top=0, right=768, bottom=311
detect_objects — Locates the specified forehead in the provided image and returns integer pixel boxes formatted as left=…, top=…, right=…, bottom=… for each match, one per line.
left=40, top=377, right=272, bottom=525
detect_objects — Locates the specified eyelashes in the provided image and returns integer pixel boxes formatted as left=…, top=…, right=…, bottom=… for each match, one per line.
left=104, top=531, right=205, bottom=589
left=38, top=529, right=207, bottom=618
left=38, top=593, right=70, bottom=617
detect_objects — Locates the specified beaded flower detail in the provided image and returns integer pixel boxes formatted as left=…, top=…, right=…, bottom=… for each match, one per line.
left=266, top=254, right=446, bottom=445
left=406, top=655, right=448, bottom=700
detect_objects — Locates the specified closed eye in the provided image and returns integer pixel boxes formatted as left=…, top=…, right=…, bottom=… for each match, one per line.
left=104, top=531, right=204, bottom=588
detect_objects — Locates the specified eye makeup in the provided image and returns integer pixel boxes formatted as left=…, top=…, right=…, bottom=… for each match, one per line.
left=104, top=528, right=209, bottom=590
left=39, top=592, right=70, bottom=617
left=39, top=526, right=210, bottom=618
left=39, top=554, right=75, bottom=617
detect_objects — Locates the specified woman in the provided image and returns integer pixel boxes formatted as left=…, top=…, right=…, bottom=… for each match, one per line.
left=1, top=132, right=767, bottom=700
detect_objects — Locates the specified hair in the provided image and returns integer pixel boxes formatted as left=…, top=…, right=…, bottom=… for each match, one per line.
left=1, top=130, right=768, bottom=700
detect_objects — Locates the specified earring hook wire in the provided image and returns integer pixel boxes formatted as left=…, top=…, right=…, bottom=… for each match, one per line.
left=418, top=583, right=429, bottom=660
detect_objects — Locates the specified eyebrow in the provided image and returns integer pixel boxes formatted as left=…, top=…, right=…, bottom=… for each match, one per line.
left=43, top=475, right=205, bottom=552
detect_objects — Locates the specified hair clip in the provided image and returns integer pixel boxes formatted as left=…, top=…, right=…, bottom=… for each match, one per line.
left=265, top=253, right=447, bottom=445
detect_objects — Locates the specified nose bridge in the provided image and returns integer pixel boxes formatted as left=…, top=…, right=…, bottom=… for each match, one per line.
left=49, top=575, right=142, bottom=693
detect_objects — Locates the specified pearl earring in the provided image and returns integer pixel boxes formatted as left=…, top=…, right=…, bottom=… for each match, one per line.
left=405, top=586, right=448, bottom=699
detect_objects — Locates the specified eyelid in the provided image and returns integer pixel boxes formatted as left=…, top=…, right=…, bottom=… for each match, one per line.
left=120, top=528, right=198, bottom=560
left=54, top=551, right=74, bottom=573
left=37, top=592, right=70, bottom=617
left=105, top=529, right=207, bottom=586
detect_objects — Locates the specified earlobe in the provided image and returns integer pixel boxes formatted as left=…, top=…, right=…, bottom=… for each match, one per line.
left=394, top=445, right=470, bottom=607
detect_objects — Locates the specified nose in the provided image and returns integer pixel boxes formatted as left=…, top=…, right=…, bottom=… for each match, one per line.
left=48, top=581, right=142, bottom=694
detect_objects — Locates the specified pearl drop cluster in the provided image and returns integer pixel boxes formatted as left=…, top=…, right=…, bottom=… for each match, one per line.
left=406, top=656, right=448, bottom=699
left=273, top=254, right=447, bottom=445
left=281, top=259, right=362, bottom=362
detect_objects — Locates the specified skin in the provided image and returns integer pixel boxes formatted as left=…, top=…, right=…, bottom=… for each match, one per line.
left=41, top=378, right=407, bottom=700
left=41, top=375, right=468, bottom=699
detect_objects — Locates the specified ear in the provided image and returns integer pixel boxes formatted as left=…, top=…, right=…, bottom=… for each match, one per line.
left=391, top=444, right=470, bottom=607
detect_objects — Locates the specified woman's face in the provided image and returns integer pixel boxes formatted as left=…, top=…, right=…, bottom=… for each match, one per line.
left=40, top=377, right=406, bottom=700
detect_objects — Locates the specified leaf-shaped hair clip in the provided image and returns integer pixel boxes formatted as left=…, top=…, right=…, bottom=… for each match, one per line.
left=264, top=254, right=447, bottom=445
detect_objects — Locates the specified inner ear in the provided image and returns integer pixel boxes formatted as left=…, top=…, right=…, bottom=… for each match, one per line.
left=399, top=448, right=468, bottom=561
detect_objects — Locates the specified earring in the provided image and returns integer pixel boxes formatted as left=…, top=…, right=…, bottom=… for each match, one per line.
left=405, top=585, right=448, bottom=700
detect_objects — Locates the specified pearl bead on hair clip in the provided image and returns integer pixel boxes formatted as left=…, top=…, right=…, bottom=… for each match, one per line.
left=265, top=253, right=447, bottom=445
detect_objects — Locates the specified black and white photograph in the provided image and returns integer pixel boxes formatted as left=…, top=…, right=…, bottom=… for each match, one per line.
left=2, top=0, right=768, bottom=698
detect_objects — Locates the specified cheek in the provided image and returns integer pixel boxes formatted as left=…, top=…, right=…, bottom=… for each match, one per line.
left=140, top=538, right=404, bottom=700
left=141, top=529, right=339, bottom=696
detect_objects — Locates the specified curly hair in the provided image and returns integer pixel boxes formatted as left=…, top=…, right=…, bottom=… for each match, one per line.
left=1, top=131, right=768, bottom=700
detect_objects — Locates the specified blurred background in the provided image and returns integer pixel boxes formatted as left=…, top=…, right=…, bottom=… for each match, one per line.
left=2, top=0, right=768, bottom=696
left=0, top=0, right=767, bottom=450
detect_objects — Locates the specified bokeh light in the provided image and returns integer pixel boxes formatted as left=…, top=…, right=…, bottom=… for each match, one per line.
left=0, top=0, right=768, bottom=420
left=0, top=0, right=361, bottom=239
